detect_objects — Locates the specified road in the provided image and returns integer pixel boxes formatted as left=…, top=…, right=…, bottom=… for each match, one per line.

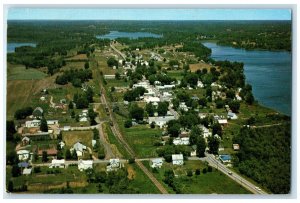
left=204, top=152, right=268, bottom=194
left=110, top=43, right=126, bottom=60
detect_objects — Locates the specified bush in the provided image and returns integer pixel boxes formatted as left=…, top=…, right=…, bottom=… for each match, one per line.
left=150, top=122, right=155, bottom=128
left=187, top=170, right=193, bottom=177
left=124, top=120, right=132, bottom=128
left=128, top=158, right=135, bottom=164
left=34, top=166, right=41, bottom=173
left=195, top=169, right=201, bottom=175
left=202, top=168, right=207, bottom=174
left=207, top=166, right=213, bottom=172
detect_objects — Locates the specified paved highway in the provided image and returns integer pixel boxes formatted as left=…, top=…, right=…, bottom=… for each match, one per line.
left=205, top=152, right=268, bottom=194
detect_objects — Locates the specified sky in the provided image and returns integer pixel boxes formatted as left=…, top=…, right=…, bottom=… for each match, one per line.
left=7, top=8, right=292, bottom=20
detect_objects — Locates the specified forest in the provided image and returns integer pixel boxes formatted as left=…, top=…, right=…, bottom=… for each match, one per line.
left=233, top=124, right=291, bottom=194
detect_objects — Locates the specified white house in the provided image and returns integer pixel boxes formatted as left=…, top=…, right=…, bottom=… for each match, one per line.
left=79, top=116, right=88, bottom=122
left=92, top=140, right=97, bottom=148
left=23, top=168, right=32, bottom=175
left=25, top=120, right=41, bottom=128
left=197, top=80, right=204, bottom=88
left=71, top=142, right=87, bottom=157
left=150, top=158, right=163, bottom=168
left=59, top=141, right=65, bottom=149
left=17, top=150, right=30, bottom=161
left=227, top=112, right=238, bottom=120
left=179, top=102, right=188, bottom=112
left=172, top=154, right=184, bottom=165
left=199, top=125, right=212, bottom=138
left=218, top=119, right=228, bottom=125
left=49, top=159, right=65, bottom=168
left=40, top=96, right=46, bottom=101
left=47, top=120, right=59, bottom=125
left=148, top=115, right=175, bottom=128
left=173, top=137, right=190, bottom=145
left=145, top=96, right=160, bottom=103
left=106, top=159, right=123, bottom=172
left=78, top=160, right=93, bottom=171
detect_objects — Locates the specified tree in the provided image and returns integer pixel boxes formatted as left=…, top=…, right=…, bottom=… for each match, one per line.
left=42, top=151, right=48, bottom=162
left=124, top=120, right=132, bottom=128
left=207, top=166, right=213, bottom=172
left=71, top=110, right=75, bottom=118
left=107, top=57, right=118, bottom=68
left=68, top=101, right=74, bottom=109
left=12, top=165, right=21, bottom=177
left=115, top=72, right=121, bottom=80
left=207, top=136, right=220, bottom=155
left=198, top=98, right=207, bottom=107
left=7, top=181, right=13, bottom=192
left=71, top=149, right=78, bottom=160
left=111, top=86, right=115, bottom=92
left=245, top=92, right=255, bottom=105
left=187, top=170, right=193, bottom=177
left=150, top=122, right=155, bottom=129
left=84, top=62, right=89, bottom=69
left=86, top=87, right=94, bottom=103
left=65, top=149, right=72, bottom=160
left=229, top=100, right=240, bottom=113
left=128, top=158, right=135, bottom=164
left=129, top=104, right=144, bottom=121
left=167, top=120, right=181, bottom=137
left=212, top=123, right=222, bottom=137
left=196, top=136, right=206, bottom=157
left=189, top=126, right=203, bottom=145
left=157, top=102, right=168, bottom=116
left=40, top=117, right=48, bottom=132
left=145, top=102, right=155, bottom=117
left=195, top=169, right=201, bottom=175
left=6, top=120, right=16, bottom=142
left=88, top=107, right=97, bottom=125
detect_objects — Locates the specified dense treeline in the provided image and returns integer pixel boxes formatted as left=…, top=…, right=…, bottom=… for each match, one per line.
left=55, top=69, right=93, bottom=87
left=233, top=124, right=291, bottom=194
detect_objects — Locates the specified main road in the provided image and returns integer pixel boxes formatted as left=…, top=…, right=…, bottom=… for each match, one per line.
left=205, top=152, right=268, bottom=194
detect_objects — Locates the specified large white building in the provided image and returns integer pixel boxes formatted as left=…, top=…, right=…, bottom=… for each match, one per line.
left=148, top=115, right=175, bottom=128
left=25, top=120, right=41, bottom=128
left=78, top=160, right=93, bottom=171
left=172, top=154, right=184, bottom=165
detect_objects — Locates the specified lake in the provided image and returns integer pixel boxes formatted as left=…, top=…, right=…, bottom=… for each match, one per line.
left=202, top=42, right=292, bottom=116
left=96, top=31, right=162, bottom=40
left=7, top=42, right=37, bottom=53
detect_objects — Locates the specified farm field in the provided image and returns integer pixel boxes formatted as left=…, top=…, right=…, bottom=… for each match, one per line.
left=7, top=64, right=48, bottom=80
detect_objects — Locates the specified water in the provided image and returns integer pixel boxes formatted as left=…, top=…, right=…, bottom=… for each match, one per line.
left=96, top=31, right=162, bottom=40
left=7, top=42, right=36, bottom=53
left=202, top=42, right=292, bottom=116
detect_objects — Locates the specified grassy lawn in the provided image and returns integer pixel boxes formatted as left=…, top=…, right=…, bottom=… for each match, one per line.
left=128, top=163, right=160, bottom=194
left=114, top=114, right=162, bottom=158
left=62, top=130, right=93, bottom=149
left=7, top=64, right=47, bottom=80
left=142, top=160, right=251, bottom=194
left=166, top=70, right=184, bottom=80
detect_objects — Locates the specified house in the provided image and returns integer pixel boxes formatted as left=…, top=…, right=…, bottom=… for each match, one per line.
left=78, top=160, right=93, bottom=171
left=190, top=145, right=197, bottom=157
left=49, top=159, right=65, bottom=168
left=145, top=96, right=160, bottom=103
left=173, top=137, right=190, bottom=145
left=59, top=141, right=65, bottom=149
left=197, top=80, right=204, bottom=88
left=63, top=126, right=71, bottom=131
left=227, top=112, right=238, bottom=120
left=104, top=75, right=116, bottom=79
left=25, top=119, right=41, bottom=128
left=150, top=158, right=163, bottom=168
left=79, top=116, right=88, bottom=122
left=92, top=140, right=97, bottom=148
left=23, top=168, right=32, bottom=175
left=17, top=150, right=30, bottom=161
left=148, top=115, right=175, bottom=128
left=47, top=120, right=59, bottom=125
left=71, top=142, right=87, bottom=157
left=199, top=125, right=212, bottom=138
left=172, top=154, right=184, bottom=165
left=106, top=159, right=123, bottom=172
left=233, top=144, right=240, bottom=151
left=218, top=119, right=228, bottom=125
left=179, top=102, right=188, bottom=112
left=22, top=136, right=30, bottom=146
left=33, top=107, right=43, bottom=118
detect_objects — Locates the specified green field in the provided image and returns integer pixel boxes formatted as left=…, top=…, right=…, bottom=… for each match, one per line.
left=143, top=160, right=251, bottom=194
left=7, top=64, right=47, bottom=80
left=62, top=130, right=93, bottom=149
left=115, top=114, right=162, bottom=158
